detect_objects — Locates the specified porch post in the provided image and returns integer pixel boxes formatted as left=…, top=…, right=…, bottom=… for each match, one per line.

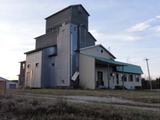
left=107, top=64, right=110, bottom=89
left=122, top=65, right=124, bottom=90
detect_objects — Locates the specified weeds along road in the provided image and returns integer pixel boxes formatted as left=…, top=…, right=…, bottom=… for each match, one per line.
left=6, top=90, right=160, bottom=112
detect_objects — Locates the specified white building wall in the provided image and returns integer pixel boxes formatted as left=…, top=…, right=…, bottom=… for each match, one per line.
left=114, top=73, right=142, bottom=89
left=123, top=74, right=142, bottom=89
left=79, top=54, right=95, bottom=89
left=80, top=45, right=114, bottom=59
left=25, top=51, right=42, bottom=88
left=55, top=23, right=71, bottom=86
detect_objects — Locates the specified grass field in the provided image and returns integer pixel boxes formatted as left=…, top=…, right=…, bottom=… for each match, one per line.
left=9, top=89, right=160, bottom=104
left=0, top=94, right=160, bottom=120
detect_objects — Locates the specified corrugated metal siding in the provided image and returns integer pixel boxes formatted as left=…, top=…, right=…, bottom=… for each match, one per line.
left=54, top=23, right=71, bottom=86
left=46, top=8, right=72, bottom=33
left=41, top=47, right=57, bottom=88
left=35, top=32, right=57, bottom=49
left=25, top=51, right=42, bottom=88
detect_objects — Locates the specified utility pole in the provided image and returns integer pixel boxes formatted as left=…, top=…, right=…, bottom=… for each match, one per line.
left=145, top=58, right=152, bottom=90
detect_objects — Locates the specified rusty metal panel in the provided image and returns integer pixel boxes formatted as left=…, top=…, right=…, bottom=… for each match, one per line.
left=0, top=81, right=6, bottom=95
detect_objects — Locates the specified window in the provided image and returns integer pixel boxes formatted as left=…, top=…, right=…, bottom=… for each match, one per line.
left=129, top=75, right=133, bottom=82
left=136, top=76, right=140, bottom=82
left=97, top=71, right=104, bottom=86
left=35, top=63, right=39, bottom=67
left=110, top=73, right=113, bottom=77
left=48, top=46, right=57, bottom=56
left=101, top=49, right=103, bottom=53
left=27, top=64, right=30, bottom=68
left=74, top=27, right=77, bottom=31
left=62, top=80, right=65, bottom=84
left=116, top=74, right=119, bottom=84
left=22, top=63, right=25, bottom=69
left=9, top=84, right=16, bottom=89
left=122, top=75, right=127, bottom=82
left=51, top=63, right=55, bottom=66
left=98, top=71, right=103, bottom=81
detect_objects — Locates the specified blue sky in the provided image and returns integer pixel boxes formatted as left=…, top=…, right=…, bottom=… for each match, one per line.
left=0, top=0, right=160, bottom=80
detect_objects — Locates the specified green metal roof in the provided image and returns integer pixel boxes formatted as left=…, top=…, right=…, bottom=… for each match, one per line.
left=81, top=53, right=126, bottom=66
left=81, top=53, right=143, bottom=74
left=97, top=56, right=143, bottom=74
left=116, top=64, right=143, bottom=74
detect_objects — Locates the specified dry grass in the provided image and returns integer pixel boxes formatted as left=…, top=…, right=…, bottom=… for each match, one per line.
left=0, top=94, right=160, bottom=120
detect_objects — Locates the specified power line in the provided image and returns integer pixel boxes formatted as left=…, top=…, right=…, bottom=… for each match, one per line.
left=145, top=58, right=152, bottom=90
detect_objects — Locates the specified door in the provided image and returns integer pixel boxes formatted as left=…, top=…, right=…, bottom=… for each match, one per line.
left=97, top=71, right=104, bottom=87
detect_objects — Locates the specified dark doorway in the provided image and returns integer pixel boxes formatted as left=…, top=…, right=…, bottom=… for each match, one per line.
left=96, top=71, right=104, bottom=87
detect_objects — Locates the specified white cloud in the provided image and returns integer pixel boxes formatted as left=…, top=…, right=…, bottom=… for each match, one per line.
left=154, top=26, right=160, bottom=32
left=127, top=15, right=160, bottom=33
left=127, top=22, right=150, bottom=32
left=156, top=16, right=160, bottom=19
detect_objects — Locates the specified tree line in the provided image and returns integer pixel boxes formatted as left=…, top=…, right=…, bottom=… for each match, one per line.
left=142, top=77, right=160, bottom=89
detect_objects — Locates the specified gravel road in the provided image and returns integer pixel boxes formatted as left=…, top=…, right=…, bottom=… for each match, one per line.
left=11, top=92, right=160, bottom=112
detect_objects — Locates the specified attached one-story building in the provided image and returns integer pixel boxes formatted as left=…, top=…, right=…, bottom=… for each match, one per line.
left=79, top=45, right=143, bottom=89
left=19, top=4, right=143, bottom=90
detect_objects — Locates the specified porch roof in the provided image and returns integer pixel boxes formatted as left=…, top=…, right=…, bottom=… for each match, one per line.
left=96, top=56, right=143, bottom=74
left=82, top=53, right=126, bottom=66
left=116, top=65, right=143, bottom=74
left=81, top=53, right=143, bottom=74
